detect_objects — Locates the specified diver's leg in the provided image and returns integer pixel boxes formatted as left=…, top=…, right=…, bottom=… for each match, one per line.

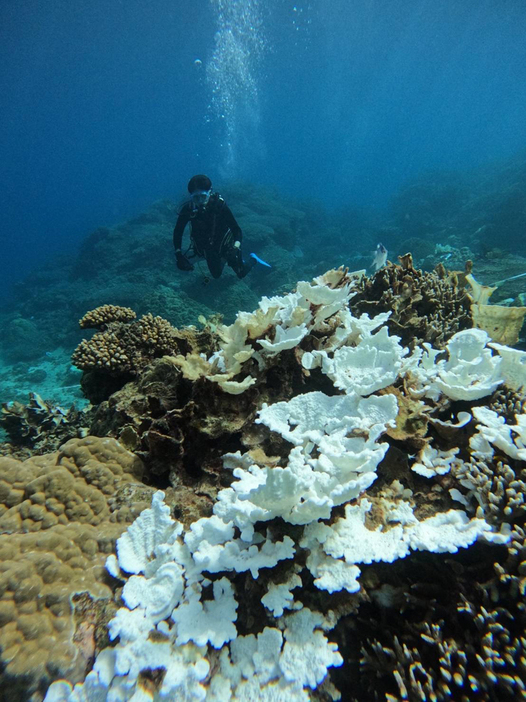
left=206, top=250, right=226, bottom=279
left=226, top=247, right=256, bottom=279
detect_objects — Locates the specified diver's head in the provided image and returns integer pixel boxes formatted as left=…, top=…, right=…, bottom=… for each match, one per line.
left=188, top=174, right=212, bottom=208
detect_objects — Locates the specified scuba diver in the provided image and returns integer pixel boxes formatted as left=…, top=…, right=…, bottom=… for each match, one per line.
left=173, top=175, right=268, bottom=280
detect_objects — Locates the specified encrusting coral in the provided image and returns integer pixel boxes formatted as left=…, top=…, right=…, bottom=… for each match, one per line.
left=41, top=265, right=526, bottom=702
left=0, top=436, right=154, bottom=700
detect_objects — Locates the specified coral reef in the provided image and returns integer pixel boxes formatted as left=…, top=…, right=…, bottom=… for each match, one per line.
left=39, top=266, right=526, bottom=702
left=0, top=436, right=154, bottom=701
left=2, top=172, right=526, bottom=699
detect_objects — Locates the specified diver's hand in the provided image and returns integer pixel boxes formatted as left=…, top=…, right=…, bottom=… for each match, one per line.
left=175, top=250, right=193, bottom=271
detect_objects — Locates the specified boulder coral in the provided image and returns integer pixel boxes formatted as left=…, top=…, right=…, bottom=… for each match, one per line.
left=0, top=437, right=154, bottom=700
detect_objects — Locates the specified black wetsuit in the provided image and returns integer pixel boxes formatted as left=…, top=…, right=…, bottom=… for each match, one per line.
left=173, top=193, right=254, bottom=279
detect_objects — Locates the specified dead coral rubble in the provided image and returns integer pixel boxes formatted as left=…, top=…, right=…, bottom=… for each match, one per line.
left=0, top=392, right=91, bottom=456
left=350, top=255, right=472, bottom=349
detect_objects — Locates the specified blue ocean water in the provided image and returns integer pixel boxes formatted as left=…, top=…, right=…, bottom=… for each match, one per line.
left=1, top=0, right=526, bottom=299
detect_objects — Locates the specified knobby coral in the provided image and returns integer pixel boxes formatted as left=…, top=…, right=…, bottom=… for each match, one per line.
left=0, top=437, right=154, bottom=699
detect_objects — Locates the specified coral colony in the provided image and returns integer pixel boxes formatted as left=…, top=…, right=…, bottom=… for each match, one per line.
left=1, top=262, right=526, bottom=701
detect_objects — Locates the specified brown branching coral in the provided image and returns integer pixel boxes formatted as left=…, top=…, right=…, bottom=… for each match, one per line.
left=72, top=329, right=135, bottom=373
left=452, top=458, right=526, bottom=524
left=71, top=309, right=216, bottom=403
left=349, top=517, right=526, bottom=702
left=79, top=304, right=137, bottom=329
left=350, top=258, right=472, bottom=349
left=489, top=387, right=526, bottom=424
left=73, top=310, right=213, bottom=377
left=72, top=313, right=180, bottom=374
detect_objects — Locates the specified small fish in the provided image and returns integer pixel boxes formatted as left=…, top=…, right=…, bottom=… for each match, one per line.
left=371, top=243, right=388, bottom=272
left=250, top=253, right=271, bottom=268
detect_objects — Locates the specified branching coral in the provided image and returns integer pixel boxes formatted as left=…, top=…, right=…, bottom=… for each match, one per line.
left=350, top=258, right=472, bottom=349
left=72, top=309, right=216, bottom=403
left=79, top=305, right=137, bottom=329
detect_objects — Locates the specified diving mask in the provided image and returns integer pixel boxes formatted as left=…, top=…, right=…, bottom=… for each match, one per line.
left=190, top=189, right=211, bottom=207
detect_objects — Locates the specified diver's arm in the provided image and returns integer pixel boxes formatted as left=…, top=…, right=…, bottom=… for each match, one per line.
left=173, top=208, right=190, bottom=252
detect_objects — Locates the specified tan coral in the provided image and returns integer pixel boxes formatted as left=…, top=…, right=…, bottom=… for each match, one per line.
left=71, top=331, right=134, bottom=373
left=452, top=457, right=526, bottom=524
left=79, top=305, right=136, bottom=329
left=72, top=312, right=186, bottom=379
left=0, top=437, right=152, bottom=697
left=350, top=260, right=472, bottom=350
left=471, top=303, right=526, bottom=346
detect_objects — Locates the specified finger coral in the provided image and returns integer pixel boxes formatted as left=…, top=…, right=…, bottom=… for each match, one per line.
left=79, top=305, right=137, bottom=329
left=350, top=257, right=472, bottom=349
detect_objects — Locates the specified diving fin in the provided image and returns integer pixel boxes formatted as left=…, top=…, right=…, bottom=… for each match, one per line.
left=250, top=252, right=271, bottom=268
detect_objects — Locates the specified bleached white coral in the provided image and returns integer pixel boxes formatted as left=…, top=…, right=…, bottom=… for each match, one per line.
left=470, top=406, right=526, bottom=461
left=431, top=329, right=503, bottom=401
left=44, top=270, right=518, bottom=702
left=279, top=608, right=343, bottom=689
left=262, top=572, right=303, bottom=617
left=257, top=390, right=397, bottom=446
left=258, top=323, right=309, bottom=355
left=489, top=342, right=526, bottom=391
left=411, top=445, right=461, bottom=478
left=172, top=577, right=238, bottom=648
left=301, top=498, right=500, bottom=594
left=215, top=392, right=397, bottom=538
left=321, top=326, right=408, bottom=396
left=115, top=490, right=182, bottom=575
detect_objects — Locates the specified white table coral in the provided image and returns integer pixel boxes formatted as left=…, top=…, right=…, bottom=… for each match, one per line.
left=431, top=329, right=503, bottom=401
left=322, top=326, right=407, bottom=395
left=301, top=498, right=501, bottom=595
left=172, top=578, right=238, bottom=648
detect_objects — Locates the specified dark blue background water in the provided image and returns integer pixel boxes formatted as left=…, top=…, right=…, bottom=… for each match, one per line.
left=2, top=0, right=526, bottom=299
